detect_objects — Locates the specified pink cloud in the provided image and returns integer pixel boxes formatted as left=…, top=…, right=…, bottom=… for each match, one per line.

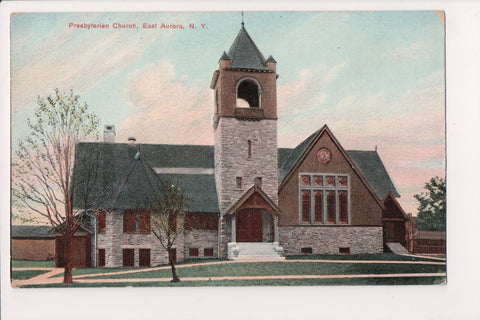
left=276, top=67, right=444, bottom=215
left=118, top=61, right=214, bottom=145
left=11, top=14, right=161, bottom=114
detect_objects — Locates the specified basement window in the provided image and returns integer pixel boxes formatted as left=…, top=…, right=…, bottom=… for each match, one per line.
left=204, top=248, right=214, bottom=257
left=339, top=247, right=351, bottom=254
left=301, top=247, right=313, bottom=255
left=189, top=248, right=199, bottom=257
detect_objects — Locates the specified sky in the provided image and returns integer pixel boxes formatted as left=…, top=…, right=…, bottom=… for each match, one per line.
left=10, top=11, right=445, bottom=215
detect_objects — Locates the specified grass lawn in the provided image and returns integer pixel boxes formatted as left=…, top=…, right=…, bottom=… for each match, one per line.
left=11, top=260, right=55, bottom=268
left=51, top=258, right=228, bottom=278
left=11, top=270, right=50, bottom=280
left=287, top=254, right=441, bottom=262
left=79, top=260, right=445, bottom=280
left=19, top=276, right=446, bottom=288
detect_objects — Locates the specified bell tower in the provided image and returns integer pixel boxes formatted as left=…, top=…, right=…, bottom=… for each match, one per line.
left=211, top=22, right=279, bottom=257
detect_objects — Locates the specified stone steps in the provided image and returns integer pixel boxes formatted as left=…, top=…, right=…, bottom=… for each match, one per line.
left=386, top=242, right=410, bottom=255
left=228, top=242, right=285, bottom=260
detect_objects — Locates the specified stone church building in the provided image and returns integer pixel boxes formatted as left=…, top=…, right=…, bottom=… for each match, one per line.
left=73, top=23, right=408, bottom=268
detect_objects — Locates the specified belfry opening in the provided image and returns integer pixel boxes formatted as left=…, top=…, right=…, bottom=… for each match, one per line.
left=236, top=78, right=261, bottom=108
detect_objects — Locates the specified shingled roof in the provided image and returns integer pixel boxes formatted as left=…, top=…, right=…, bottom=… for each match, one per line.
left=74, top=143, right=218, bottom=212
left=348, top=151, right=400, bottom=199
left=11, top=225, right=54, bottom=239
left=278, top=128, right=400, bottom=200
left=95, top=151, right=165, bottom=210
left=74, top=129, right=399, bottom=213
left=227, top=25, right=272, bottom=71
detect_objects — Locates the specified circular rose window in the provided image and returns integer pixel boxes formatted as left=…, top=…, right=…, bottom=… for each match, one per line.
left=317, top=148, right=331, bottom=163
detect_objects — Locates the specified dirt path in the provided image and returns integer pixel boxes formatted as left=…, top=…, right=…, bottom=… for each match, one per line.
left=73, top=272, right=448, bottom=284
left=11, top=258, right=446, bottom=287
left=12, top=268, right=64, bottom=287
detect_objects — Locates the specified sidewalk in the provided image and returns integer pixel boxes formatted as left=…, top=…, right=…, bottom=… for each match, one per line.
left=11, top=258, right=446, bottom=287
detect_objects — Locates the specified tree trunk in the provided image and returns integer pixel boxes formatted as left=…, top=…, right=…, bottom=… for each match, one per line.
left=168, top=248, right=180, bottom=282
left=63, top=232, right=73, bottom=284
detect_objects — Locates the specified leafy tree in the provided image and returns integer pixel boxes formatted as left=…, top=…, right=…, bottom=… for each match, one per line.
left=12, top=89, right=99, bottom=283
left=414, top=176, right=446, bottom=231
left=139, top=180, right=188, bottom=282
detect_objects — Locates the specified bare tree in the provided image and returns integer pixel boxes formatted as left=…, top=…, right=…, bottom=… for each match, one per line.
left=12, top=89, right=99, bottom=283
left=139, top=181, right=188, bottom=282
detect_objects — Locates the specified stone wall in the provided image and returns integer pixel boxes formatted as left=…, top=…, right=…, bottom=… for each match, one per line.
left=183, top=230, right=218, bottom=258
left=97, top=210, right=219, bottom=267
left=98, top=210, right=185, bottom=267
left=279, top=226, right=383, bottom=255
left=215, top=117, right=278, bottom=256
left=11, top=239, right=55, bottom=261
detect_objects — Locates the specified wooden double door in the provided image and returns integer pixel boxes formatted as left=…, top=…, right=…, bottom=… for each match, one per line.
left=236, top=209, right=263, bottom=242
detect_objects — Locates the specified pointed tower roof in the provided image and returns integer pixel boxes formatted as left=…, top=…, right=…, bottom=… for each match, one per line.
left=266, top=55, right=277, bottom=63
left=219, top=51, right=231, bottom=60
left=227, top=25, right=271, bottom=71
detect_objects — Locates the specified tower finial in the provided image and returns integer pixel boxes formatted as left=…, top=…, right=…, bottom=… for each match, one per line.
left=241, top=11, right=245, bottom=27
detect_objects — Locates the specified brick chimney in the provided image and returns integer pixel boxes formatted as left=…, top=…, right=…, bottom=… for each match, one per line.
left=104, top=125, right=115, bottom=143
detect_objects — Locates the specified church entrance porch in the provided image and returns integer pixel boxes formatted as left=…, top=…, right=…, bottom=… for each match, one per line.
left=225, top=185, right=284, bottom=259
left=236, top=209, right=263, bottom=242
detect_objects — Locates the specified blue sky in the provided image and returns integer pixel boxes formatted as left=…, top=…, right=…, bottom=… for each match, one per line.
left=10, top=11, right=445, bottom=214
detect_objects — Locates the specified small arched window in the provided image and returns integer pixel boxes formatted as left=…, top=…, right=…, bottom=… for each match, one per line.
left=236, top=78, right=261, bottom=108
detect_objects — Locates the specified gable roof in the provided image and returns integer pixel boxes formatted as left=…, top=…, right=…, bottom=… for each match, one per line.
left=279, top=129, right=320, bottom=185
left=75, top=130, right=398, bottom=214
left=74, top=143, right=218, bottom=212
left=348, top=152, right=400, bottom=199
left=278, top=125, right=388, bottom=208
left=278, top=130, right=400, bottom=200
left=11, top=225, right=54, bottom=239
left=383, top=191, right=408, bottom=220
left=225, top=184, right=279, bottom=216
left=227, top=25, right=272, bottom=71
left=95, top=151, right=165, bottom=210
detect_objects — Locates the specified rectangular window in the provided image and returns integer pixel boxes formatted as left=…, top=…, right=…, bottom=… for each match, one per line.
left=299, top=174, right=349, bottom=225
left=339, top=247, right=351, bottom=254
left=204, top=248, right=214, bottom=257
left=189, top=248, right=199, bottom=257
left=122, top=249, right=134, bottom=267
left=301, top=247, right=313, bottom=254
left=123, top=210, right=136, bottom=234
left=314, top=191, right=323, bottom=222
left=339, top=191, right=348, bottom=223
left=97, top=210, right=106, bottom=233
left=98, top=249, right=105, bottom=267
left=301, top=190, right=311, bottom=223
left=236, top=177, right=242, bottom=189
left=139, top=249, right=150, bottom=267
left=185, top=213, right=218, bottom=230
left=247, top=140, right=252, bottom=158
left=327, top=191, right=336, bottom=223
left=139, top=211, right=151, bottom=234
left=254, top=177, right=262, bottom=188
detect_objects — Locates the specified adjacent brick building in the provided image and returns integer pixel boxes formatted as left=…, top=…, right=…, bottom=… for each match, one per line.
left=72, top=23, right=409, bottom=267
left=11, top=225, right=55, bottom=261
